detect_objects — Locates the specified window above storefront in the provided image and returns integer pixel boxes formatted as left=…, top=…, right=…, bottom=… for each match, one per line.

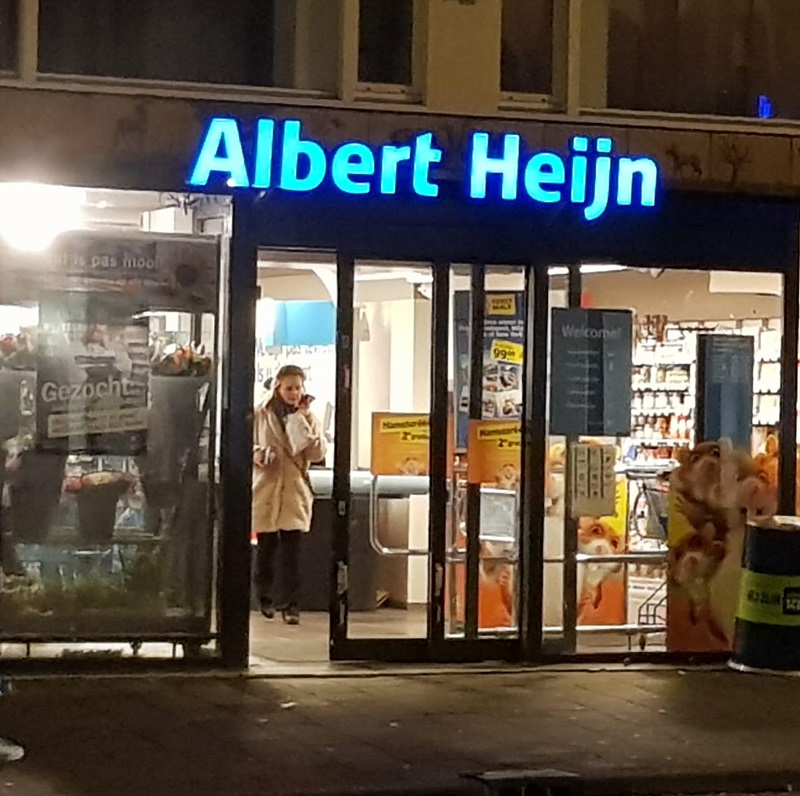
left=500, top=0, right=554, bottom=99
left=358, top=0, right=414, bottom=88
left=0, top=0, right=17, bottom=74
left=36, top=0, right=340, bottom=93
left=606, top=0, right=800, bottom=120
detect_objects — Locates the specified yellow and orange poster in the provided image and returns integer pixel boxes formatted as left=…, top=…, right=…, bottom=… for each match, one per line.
left=467, top=420, right=521, bottom=488
left=576, top=476, right=628, bottom=626
left=370, top=413, right=430, bottom=476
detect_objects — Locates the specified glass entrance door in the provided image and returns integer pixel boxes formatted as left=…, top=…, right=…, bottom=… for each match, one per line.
left=331, top=258, right=435, bottom=659
left=330, top=258, right=543, bottom=662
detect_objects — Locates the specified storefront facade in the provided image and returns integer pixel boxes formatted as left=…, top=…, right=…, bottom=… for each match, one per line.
left=0, top=76, right=797, bottom=670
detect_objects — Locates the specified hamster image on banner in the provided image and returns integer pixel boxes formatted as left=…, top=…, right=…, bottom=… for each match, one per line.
left=668, top=530, right=728, bottom=644
left=577, top=517, right=623, bottom=611
left=667, top=438, right=778, bottom=650
left=398, top=457, right=424, bottom=476
left=496, top=463, right=519, bottom=490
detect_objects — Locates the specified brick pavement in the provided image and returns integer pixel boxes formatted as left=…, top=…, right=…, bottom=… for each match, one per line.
left=0, top=667, right=798, bottom=795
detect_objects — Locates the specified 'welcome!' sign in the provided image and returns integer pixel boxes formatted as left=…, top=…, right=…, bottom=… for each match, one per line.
left=188, top=117, right=660, bottom=221
left=549, top=308, right=633, bottom=436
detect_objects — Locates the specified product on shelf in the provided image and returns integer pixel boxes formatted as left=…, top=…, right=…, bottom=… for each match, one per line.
left=628, top=314, right=784, bottom=455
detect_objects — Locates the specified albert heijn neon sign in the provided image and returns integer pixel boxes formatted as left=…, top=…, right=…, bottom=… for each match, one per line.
left=187, top=117, right=659, bottom=221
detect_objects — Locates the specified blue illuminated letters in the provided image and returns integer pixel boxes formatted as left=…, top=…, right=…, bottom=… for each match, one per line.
left=189, top=117, right=250, bottom=188
left=468, top=133, right=658, bottom=220
left=187, top=116, right=659, bottom=220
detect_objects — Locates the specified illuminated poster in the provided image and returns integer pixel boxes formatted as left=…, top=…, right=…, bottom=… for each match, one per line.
left=36, top=297, right=149, bottom=456
left=467, top=420, right=521, bottom=488
left=666, top=440, right=778, bottom=652
left=370, top=413, right=430, bottom=476
left=454, top=292, right=524, bottom=449
left=0, top=231, right=219, bottom=313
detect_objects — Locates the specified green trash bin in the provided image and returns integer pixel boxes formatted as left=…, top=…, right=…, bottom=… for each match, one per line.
left=730, top=516, right=800, bottom=674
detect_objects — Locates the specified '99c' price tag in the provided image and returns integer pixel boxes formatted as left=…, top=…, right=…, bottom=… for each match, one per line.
left=490, top=340, right=524, bottom=364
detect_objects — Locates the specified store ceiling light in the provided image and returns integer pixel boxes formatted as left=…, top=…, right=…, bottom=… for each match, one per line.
left=0, top=182, right=85, bottom=252
left=548, top=263, right=626, bottom=276
left=354, top=270, right=431, bottom=283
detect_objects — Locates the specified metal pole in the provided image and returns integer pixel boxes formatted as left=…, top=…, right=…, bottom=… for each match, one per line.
left=520, top=261, right=549, bottom=660
left=218, top=195, right=258, bottom=670
left=428, top=262, right=450, bottom=647
left=778, top=242, right=799, bottom=515
left=330, top=252, right=355, bottom=656
left=562, top=263, right=582, bottom=654
left=465, top=265, right=485, bottom=640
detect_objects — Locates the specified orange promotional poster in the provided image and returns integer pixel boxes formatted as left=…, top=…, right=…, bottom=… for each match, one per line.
left=370, top=413, right=429, bottom=476
left=576, top=476, right=628, bottom=626
left=467, top=420, right=521, bottom=488
left=448, top=419, right=520, bottom=631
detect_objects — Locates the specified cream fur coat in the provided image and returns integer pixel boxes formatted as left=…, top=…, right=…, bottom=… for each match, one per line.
left=252, top=404, right=326, bottom=534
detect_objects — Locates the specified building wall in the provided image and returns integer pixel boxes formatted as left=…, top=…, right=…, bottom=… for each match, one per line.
left=0, top=0, right=798, bottom=195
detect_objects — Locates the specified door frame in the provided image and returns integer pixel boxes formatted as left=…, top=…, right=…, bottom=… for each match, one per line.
left=329, top=254, right=530, bottom=663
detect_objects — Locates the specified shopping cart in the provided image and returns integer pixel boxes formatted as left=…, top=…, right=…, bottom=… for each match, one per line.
left=635, top=579, right=668, bottom=650
left=642, top=479, right=670, bottom=542
left=626, top=473, right=670, bottom=650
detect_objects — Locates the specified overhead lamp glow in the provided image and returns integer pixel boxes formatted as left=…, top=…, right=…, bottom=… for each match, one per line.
left=0, top=182, right=85, bottom=252
left=548, top=264, right=627, bottom=276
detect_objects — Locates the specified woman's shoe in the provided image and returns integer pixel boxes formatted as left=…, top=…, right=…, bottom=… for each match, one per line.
left=282, top=607, right=300, bottom=626
left=260, top=600, right=276, bottom=620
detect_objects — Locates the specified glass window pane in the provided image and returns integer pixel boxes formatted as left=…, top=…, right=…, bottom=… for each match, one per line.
left=543, top=270, right=565, bottom=641
left=358, top=0, right=413, bottom=85
left=37, top=0, right=339, bottom=91
left=0, top=185, right=226, bottom=657
left=608, top=0, right=800, bottom=118
left=447, top=265, right=523, bottom=640
left=249, top=251, right=336, bottom=663
left=0, top=0, right=17, bottom=73
left=546, top=265, right=784, bottom=655
left=348, top=260, right=431, bottom=640
left=501, top=0, right=553, bottom=94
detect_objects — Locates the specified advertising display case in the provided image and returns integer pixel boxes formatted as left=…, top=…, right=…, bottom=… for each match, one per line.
left=0, top=227, right=219, bottom=650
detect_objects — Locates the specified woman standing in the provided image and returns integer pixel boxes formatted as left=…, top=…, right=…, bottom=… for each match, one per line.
left=252, top=365, right=326, bottom=625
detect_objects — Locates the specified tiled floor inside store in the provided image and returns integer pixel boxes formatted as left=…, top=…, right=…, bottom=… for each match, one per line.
left=247, top=608, right=667, bottom=665
left=249, top=607, right=428, bottom=664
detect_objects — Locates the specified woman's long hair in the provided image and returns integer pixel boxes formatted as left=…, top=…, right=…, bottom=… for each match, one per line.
left=265, top=365, right=306, bottom=426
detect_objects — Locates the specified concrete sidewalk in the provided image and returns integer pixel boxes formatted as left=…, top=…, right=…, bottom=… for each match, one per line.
left=0, top=666, right=799, bottom=796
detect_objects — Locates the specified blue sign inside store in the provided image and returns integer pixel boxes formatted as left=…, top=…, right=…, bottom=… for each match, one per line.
left=187, top=117, right=660, bottom=221
left=696, top=334, right=754, bottom=450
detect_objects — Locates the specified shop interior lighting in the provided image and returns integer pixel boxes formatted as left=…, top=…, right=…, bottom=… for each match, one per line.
left=548, top=263, right=626, bottom=276
left=0, top=182, right=85, bottom=252
left=353, top=269, right=433, bottom=284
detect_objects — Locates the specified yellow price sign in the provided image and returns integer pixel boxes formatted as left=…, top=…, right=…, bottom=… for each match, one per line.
left=490, top=339, right=524, bottom=364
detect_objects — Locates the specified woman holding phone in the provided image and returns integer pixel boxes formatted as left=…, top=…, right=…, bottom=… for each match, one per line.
left=252, top=365, right=326, bottom=625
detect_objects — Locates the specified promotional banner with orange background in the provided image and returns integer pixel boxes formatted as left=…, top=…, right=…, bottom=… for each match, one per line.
left=467, top=420, right=521, bottom=489
left=451, top=419, right=521, bottom=631
left=371, top=413, right=430, bottom=476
